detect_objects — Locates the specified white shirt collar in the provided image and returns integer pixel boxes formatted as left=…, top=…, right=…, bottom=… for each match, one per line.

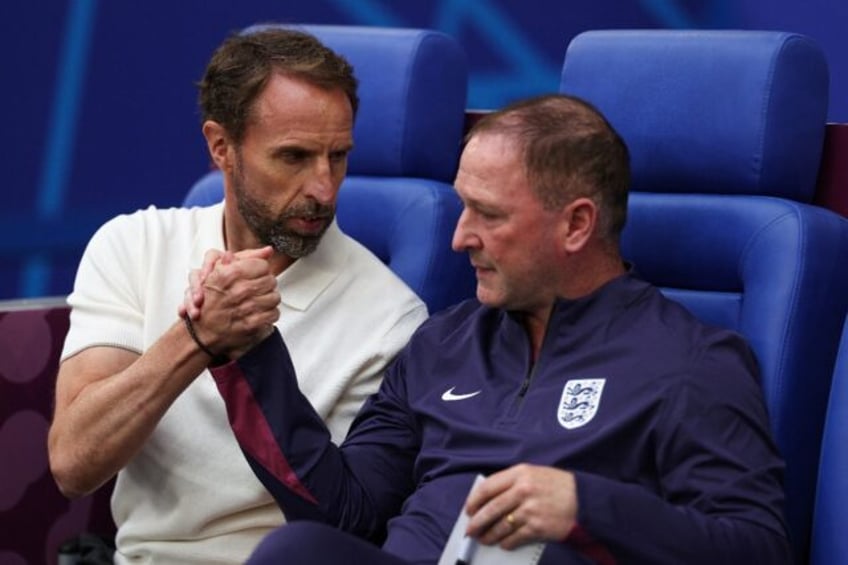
left=276, top=220, right=347, bottom=311
left=194, top=203, right=348, bottom=312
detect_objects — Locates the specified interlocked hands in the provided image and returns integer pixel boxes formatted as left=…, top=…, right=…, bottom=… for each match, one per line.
left=179, top=246, right=281, bottom=361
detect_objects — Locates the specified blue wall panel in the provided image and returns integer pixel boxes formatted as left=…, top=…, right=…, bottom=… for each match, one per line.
left=2, top=0, right=844, bottom=299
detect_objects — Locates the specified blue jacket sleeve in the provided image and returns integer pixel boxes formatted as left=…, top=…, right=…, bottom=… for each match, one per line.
left=568, top=335, right=793, bottom=564
left=209, top=329, right=418, bottom=542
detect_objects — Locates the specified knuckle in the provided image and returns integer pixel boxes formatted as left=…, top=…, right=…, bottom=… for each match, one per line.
left=252, top=279, right=271, bottom=296
left=513, top=480, right=532, bottom=498
left=523, top=519, right=541, bottom=537
left=209, top=271, right=228, bottom=288
left=231, top=303, right=249, bottom=321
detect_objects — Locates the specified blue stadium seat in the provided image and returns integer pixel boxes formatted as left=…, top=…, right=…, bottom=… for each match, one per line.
left=560, top=30, right=848, bottom=562
left=811, top=316, right=848, bottom=564
left=184, top=25, right=476, bottom=314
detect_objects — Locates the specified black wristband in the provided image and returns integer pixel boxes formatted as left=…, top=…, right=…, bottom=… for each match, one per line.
left=182, top=313, right=228, bottom=366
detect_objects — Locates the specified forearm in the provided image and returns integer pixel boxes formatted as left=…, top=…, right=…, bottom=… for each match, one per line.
left=210, top=333, right=357, bottom=519
left=211, top=330, right=414, bottom=538
left=570, top=472, right=792, bottom=564
left=48, top=319, right=212, bottom=497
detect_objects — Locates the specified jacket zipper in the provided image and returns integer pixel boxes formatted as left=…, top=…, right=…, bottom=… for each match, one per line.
left=505, top=306, right=557, bottom=419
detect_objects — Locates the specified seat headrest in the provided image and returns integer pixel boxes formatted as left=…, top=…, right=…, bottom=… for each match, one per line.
left=560, top=30, right=829, bottom=201
left=247, top=24, right=468, bottom=182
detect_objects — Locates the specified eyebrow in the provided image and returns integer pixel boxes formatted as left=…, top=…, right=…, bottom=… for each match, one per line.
left=269, top=141, right=354, bottom=158
left=458, top=192, right=503, bottom=215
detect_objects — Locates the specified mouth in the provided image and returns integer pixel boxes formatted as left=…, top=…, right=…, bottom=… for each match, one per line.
left=288, top=215, right=331, bottom=235
left=471, top=263, right=494, bottom=278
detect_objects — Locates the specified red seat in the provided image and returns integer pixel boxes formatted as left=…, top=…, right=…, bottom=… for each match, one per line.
left=0, top=302, right=114, bottom=565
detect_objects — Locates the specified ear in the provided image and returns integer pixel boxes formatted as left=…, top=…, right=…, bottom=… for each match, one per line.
left=202, top=120, right=236, bottom=173
left=561, top=197, right=597, bottom=254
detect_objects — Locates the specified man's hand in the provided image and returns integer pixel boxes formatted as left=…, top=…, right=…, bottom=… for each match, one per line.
left=180, top=246, right=275, bottom=320
left=464, top=464, right=579, bottom=550
left=180, top=246, right=280, bottom=359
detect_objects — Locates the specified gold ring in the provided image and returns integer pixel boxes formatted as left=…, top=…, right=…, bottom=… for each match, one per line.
left=506, top=513, right=516, bottom=528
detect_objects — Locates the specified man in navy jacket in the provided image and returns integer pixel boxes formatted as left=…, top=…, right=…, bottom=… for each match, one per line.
left=189, top=94, right=792, bottom=564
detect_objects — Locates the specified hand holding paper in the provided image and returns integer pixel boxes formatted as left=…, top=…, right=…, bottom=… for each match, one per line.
left=438, top=475, right=546, bottom=565
left=464, top=465, right=578, bottom=550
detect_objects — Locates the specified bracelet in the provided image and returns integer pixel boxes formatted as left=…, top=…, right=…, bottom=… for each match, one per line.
left=182, top=313, right=228, bottom=365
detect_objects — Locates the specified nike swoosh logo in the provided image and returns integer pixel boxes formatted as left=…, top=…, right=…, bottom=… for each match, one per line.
left=441, top=387, right=482, bottom=401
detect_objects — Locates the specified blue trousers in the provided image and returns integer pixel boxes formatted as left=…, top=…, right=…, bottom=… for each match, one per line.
left=247, top=521, right=595, bottom=565
left=248, top=522, right=411, bottom=565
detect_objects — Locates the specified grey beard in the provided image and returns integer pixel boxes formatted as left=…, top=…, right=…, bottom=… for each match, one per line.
left=265, top=230, right=322, bottom=258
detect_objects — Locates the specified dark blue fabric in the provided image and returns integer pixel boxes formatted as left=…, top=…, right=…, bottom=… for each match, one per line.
left=247, top=521, right=593, bottom=565
left=247, top=522, right=406, bottom=565
left=216, top=272, right=791, bottom=564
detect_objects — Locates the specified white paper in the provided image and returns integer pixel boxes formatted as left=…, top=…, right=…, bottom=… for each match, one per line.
left=438, top=475, right=546, bottom=565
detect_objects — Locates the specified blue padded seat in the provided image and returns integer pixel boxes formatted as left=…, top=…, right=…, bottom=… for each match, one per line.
left=811, top=316, right=848, bottom=564
left=185, top=25, right=476, bottom=314
left=561, top=30, right=848, bottom=561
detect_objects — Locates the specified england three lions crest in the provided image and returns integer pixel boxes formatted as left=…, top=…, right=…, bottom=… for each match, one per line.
left=558, top=379, right=606, bottom=429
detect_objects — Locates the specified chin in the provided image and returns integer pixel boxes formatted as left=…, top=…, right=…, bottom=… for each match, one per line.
left=476, top=287, right=505, bottom=308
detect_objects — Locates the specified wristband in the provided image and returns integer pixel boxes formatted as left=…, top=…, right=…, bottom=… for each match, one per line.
left=182, top=312, right=228, bottom=365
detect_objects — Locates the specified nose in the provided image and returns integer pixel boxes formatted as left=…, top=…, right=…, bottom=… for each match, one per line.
left=451, top=207, right=479, bottom=252
left=304, top=156, right=337, bottom=206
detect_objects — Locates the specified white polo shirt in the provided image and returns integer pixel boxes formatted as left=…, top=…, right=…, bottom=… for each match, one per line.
left=62, top=202, right=428, bottom=564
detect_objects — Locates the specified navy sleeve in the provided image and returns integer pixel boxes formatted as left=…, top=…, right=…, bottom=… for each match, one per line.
left=209, top=329, right=418, bottom=541
left=569, top=334, right=792, bottom=564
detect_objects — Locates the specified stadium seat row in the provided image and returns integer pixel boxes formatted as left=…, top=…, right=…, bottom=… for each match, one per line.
left=2, top=24, right=847, bottom=565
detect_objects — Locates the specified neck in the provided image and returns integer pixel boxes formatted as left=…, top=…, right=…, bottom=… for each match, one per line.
left=524, top=247, right=626, bottom=361
left=524, top=310, right=552, bottom=363
left=559, top=245, right=626, bottom=300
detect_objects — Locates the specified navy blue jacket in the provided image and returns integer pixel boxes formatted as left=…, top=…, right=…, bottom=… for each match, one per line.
left=211, top=273, right=791, bottom=564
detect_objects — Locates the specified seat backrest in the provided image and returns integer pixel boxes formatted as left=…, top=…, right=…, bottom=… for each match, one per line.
left=184, top=24, right=476, bottom=314
left=811, top=316, right=848, bottom=564
left=560, top=29, right=848, bottom=561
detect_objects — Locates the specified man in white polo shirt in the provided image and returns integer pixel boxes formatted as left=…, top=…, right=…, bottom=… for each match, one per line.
left=47, top=27, right=427, bottom=564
